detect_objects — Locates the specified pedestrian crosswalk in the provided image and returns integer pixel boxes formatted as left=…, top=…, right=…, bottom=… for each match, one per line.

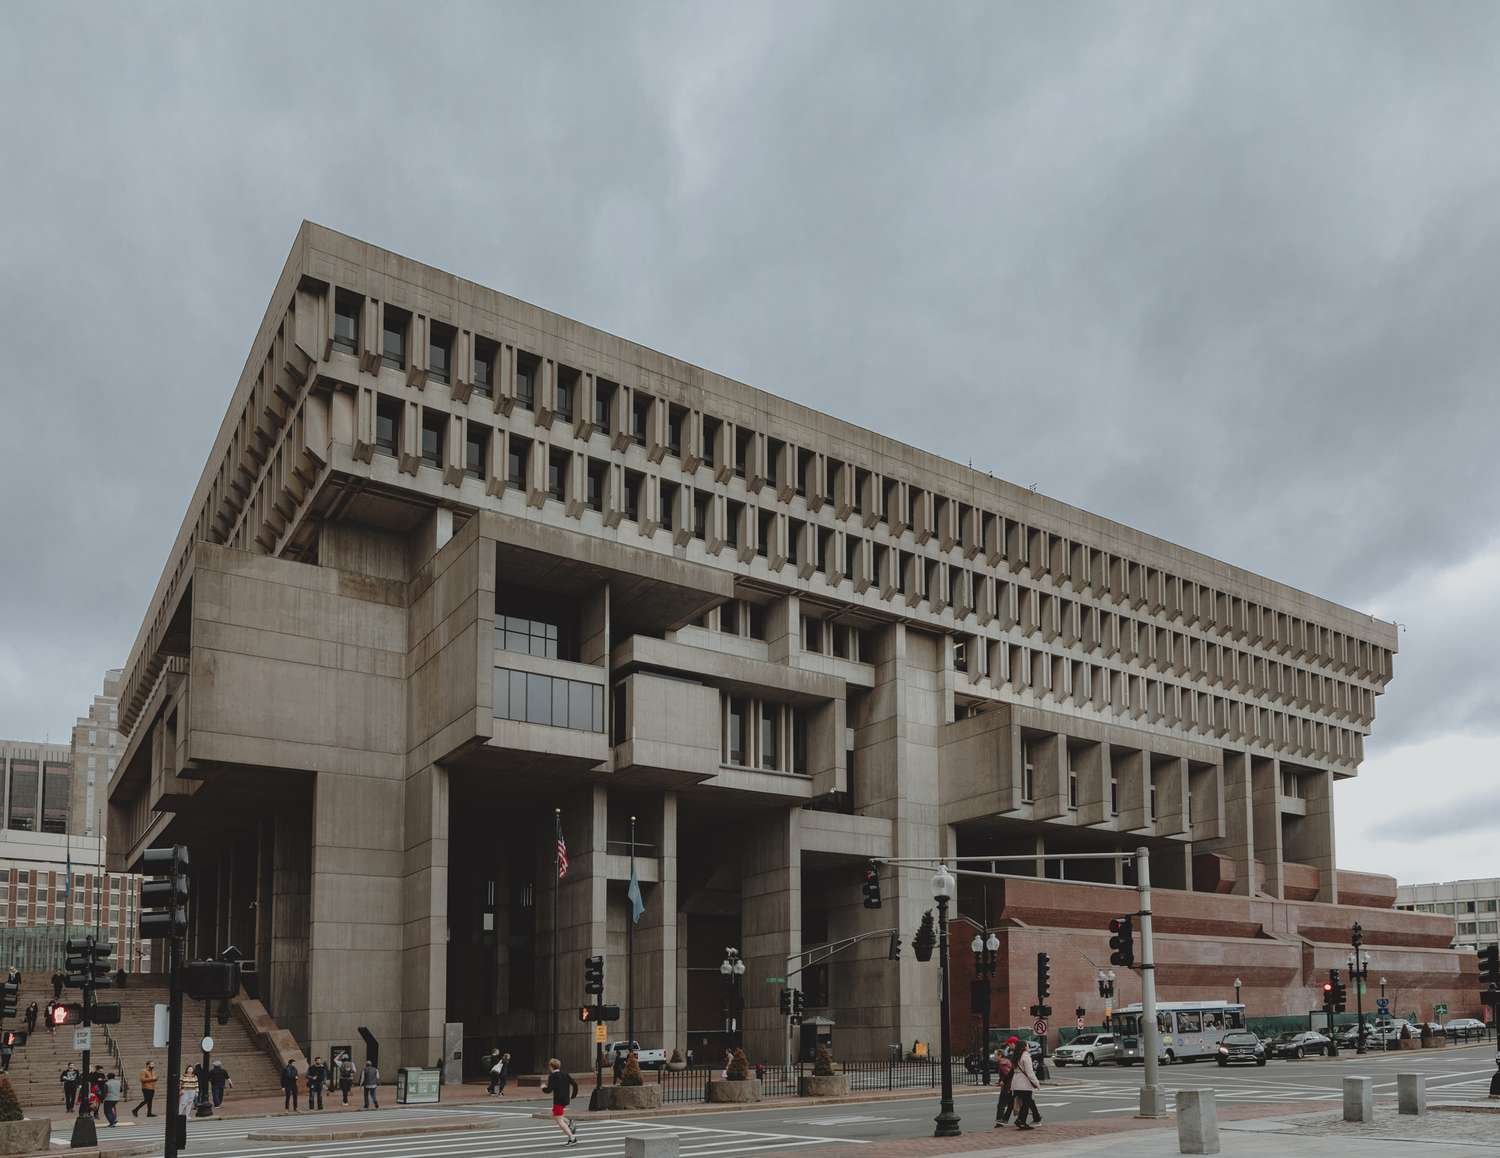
left=57, top=1113, right=854, bottom=1158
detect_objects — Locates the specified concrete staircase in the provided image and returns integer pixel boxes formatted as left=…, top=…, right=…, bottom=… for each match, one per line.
left=0, top=979, right=282, bottom=1113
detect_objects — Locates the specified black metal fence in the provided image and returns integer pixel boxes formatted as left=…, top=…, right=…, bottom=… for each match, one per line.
left=646, top=1055, right=1003, bottom=1105
left=654, top=1065, right=716, bottom=1104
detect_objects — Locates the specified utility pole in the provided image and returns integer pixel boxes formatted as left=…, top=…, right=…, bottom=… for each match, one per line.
left=1136, top=846, right=1164, bottom=1118
left=1351, top=923, right=1368, bottom=1054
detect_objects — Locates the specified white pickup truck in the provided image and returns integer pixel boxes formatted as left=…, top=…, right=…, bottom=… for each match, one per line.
left=607, top=1040, right=667, bottom=1068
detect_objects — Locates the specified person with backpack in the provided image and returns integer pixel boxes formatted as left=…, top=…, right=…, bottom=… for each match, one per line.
left=488, top=1050, right=510, bottom=1095
left=543, top=1057, right=579, bottom=1144
left=208, top=1060, right=233, bottom=1107
left=337, top=1054, right=355, bottom=1104
left=280, top=1059, right=300, bottom=1111
left=361, top=1059, right=380, bottom=1109
left=306, top=1057, right=327, bottom=1110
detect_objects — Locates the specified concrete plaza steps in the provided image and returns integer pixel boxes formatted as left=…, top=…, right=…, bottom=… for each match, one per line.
left=0, top=979, right=282, bottom=1113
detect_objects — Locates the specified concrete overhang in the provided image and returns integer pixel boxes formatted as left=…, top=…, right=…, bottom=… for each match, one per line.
left=612, top=636, right=846, bottom=704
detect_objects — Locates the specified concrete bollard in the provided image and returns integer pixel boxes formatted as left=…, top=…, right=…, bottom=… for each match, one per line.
left=1176, top=1088, right=1220, bottom=1155
left=1343, top=1076, right=1374, bottom=1122
left=1397, top=1072, right=1426, bottom=1116
left=625, top=1134, right=681, bottom=1158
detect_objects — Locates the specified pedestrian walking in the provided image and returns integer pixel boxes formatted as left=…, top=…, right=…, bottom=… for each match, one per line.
left=50, top=971, right=64, bottom=1000
left=60, top=1063, right=81, bottom=1112
left=280, top=1059, right=300, bottom=1111
left=993, top=1047, right=1015, bottom=1126
left=208, top=1059, right=233, bottom=1107
left=132, top=1061, right=157, bottom=1117
left=488, top=1050, right=509, bottom=1095
left=543, top=1057, right=579, bottom=1145
left=496, top=1052, right=511, bottom=1095
left=360, top=1059, right=380, bottom=1109
left=102, top=1072, right=122, bottom=1127
left=177, top=1073, right=197, bottom=1119
left=612, top=1049, right=626, bottom=1084
left=24, top=1002, right=37, bottom=1035
left=89, top=1066, right=106, bottom=1118
left=337, top=1054, right=355, bottom=1104
left=1007, top=1037, right=1042, bottom=1130
left=44, top=1000, right=56, bottom=1035
left=0, top=1039, right=12, bottom=1074
left=306, top=1057, right=327, bottom=1110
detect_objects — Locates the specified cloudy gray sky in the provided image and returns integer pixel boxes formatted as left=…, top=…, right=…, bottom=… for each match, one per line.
left=2, top=1, right=1496, bottom=883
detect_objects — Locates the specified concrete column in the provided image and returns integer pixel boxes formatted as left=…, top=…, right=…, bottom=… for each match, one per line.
left=308, top=768, right=405, bottom=1068
left=1152, top=755, right=1187, bottom=836
left=1075, top=741, right=1109, bottom=826
left=1115, top=747, right=1148, bottom=831
left=1176, top=1088, right=1220, bottom=1154
left=1200, top=751, right=1253, bottom=896
left=270, top=810, right=312, bottom=1046
left=1031, top=733, right=1067, bottom=821
left=1250, top=756, right=1283, bottom=899
left=1343, top=1075, right=1373, bottom=1122
left=1302, top=769, right=1338, bottom=903
left=1397, top=1072, right=1426, bottom=1115
left=631, top=793, right=679, bottom=1057
left=399, top=763, right=449, bottom=1070
left=765, top=595, right=800, bottom=665
left=741, top=807, right=800, bottom=1063
left=554, top=788, right=607, bottom=1072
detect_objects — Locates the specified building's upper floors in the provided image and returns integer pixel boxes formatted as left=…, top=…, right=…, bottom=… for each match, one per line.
left=0, top=741, right=72, bottom=836
left=113, top=223, right=1397, bottom=781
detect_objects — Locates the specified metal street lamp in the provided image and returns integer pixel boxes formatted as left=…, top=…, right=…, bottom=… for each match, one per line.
left=1381, top=977, right=1388, bottom=999
left=1234, top=977, right=1242, bottom=1007
left=971, top=930, right=1000, bottom=1085
left=721, top=948, right=746, bottom=1047
left=932, top=865, right=960, bottom=1138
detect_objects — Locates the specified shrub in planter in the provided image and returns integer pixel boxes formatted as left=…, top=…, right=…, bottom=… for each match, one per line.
left=799, top=1046, right=848, bottom=1097
left=667, top=1049, right=687, bottom=1071
left=621, top=1052, right=644, bottom=1087
left=0, top=1078, right=19, bottom=1122
left=0, top=1075, right=49, bottom=1157
left=813, top=1045, right=835, bottom=1078
left=726, top=1047, right=750, bottom=1080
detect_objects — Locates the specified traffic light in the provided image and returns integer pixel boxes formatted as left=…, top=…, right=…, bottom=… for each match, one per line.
left=584, top=955, right=604, bottom=998
left=1037, top=952, right=1052, bottom=1002
left=140, top=845, right=190, bottom=940
left=862, top=862, right=882, bottom=910
left=2, top=1030, right=26, bottom=1048
left=1321, top=980, right=1335, bottom=1011
left=578, top=1004, right=621, bottom=1023
left=1328, top=968, right=1347, bottom=1013
left=51, top=1003, right=82, bottom=1026
left=791, top=990, right=805, bottom=1024
left=0, top=980, right=16, bottom=1020
left=89, top=941, right=115, bottom=990
left=887, top=931, right=901, bottom=962
left=912, top=910, right=936, bottom=963
left=65, top=937, right=113, bottom=992
left=1108, top=915, right=1135, bottom=968
left=1351, top=921, right=1363, bottom=950
left=779, top=989, right=792, bottom=1016
left=1479, top=944, right=1500, bottom=1003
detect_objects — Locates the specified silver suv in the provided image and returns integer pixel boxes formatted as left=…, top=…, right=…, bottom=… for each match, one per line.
left=1052, top=1033, right=1116, bottom=1067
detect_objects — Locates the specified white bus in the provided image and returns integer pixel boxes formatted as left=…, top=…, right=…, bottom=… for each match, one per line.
left=1108, top=1000, right=1247, bottom=1065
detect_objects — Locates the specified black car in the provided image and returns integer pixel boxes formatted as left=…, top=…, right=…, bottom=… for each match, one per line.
left=1217, top=1030, right=1267, bottom=1066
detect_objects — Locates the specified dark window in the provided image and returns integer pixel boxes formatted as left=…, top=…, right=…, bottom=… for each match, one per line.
left=611, top=682, right=627, bottom=745
left=701, top=416, right=721, bottom=467
left=382, top=307, right=408, bottom=369
left=493, top=667, right=603, bottom=732
left=803, top=617, right=823, bottom=653
left=515, top=351, right=539, bottom=410
left=788, top=519, right=803, bottom=565
left=845, top=536, right=859, bottom=580
left=792, top=711, right=809, bottom=774
left=661, top=481, right=679, bottom=532
left=668, top=404, right=688, bottom=456
left=428, top=321, right=454, bottom=384
left=498, top=615, right=559, bottom=659
left=375, top=397, right=401, bottom=455
left=586, top=459, right=607, bottom=512
left=547, top=449, right=569, bottom=501
left=853, top=468, right=869, bottom=515
left=595, top=379, right=616, bottom=429
left=507, top=439, right=530, bottom=488
left=473, top=337, right=497, bottom=396
left=420, top=410, right=444, bottom=467
left=816, top=527, right=834, bottom=574
left=758, top=510, right=774, bottom=558
left=797, top=448, right=814, bottom=496
left=760, top=706, right=780, bottom=771
left=632, top=392, right=652, bottom=446
left=465, top=425, right=488, bottom=478
left=748, top=603, right=766, bottom=640
left=624, top=470, right=644, bottom=522
left=726, top=500, right=743, bottom=549
left=556, top=366, right=578, bottom=422
left=735, top=427, right=753, bottom=478
left=833, top=626, right=850, bottom=660
left=727, top=697, right=747, bottom=765
left=7, top=761, right=37, bottom=831
left=721, top=601, right=740, bottom=635
left=333, top=290, right=360, bottom=353
left=693, top=492, right=711, bottom=540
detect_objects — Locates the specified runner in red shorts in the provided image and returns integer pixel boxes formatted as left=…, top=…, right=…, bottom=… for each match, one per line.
left=543, top=1058, right=579, bottom=1144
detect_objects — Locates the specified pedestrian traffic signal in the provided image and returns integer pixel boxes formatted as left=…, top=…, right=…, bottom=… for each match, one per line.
left=1108, top=915, right=1135, bottom=968
left=578, top=1004, right=620, bottom=1023
left=0, top=980, right=15, bottom=1021
left=139, top=844, right=190, bottom=940
left=887, top=931, right=901, bottom=962
left=51, top=1003, right=82, bottom=1026
left=912, top=910, right=936, bottom=963
left=1037, top=952, right=1052, bottom=1002
left=862, top=862, right=882, bottom=910
left=1479, top=944, right=1500, bottom=1001
left=584, top=955, right=604, bottom=998
left=1321, top=981, right=1335, bottom=1010
left=2, top=1031, right=26, bottom=1048
left=1327, top=968, right=1347, bottom=1013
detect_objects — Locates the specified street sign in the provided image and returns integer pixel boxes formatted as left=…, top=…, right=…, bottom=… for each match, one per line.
left=1033, top=1018, right=1048, bottom=1036
left=1076, top=1016, right=1085, bottom=1031
left=765, top=977, right=786, bottom=984
left=73, top=1027, right=91, bottom=1052
left=1436, top=1003, right=1449, bottom=1018
left=201, top=1036, right=214, bottom=1054
left=593, top=1023, right=607, bottom=1044
left=1376, top=998, right=1390, bottom=1014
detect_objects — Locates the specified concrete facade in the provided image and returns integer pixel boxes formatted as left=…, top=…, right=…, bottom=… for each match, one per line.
left=105, top=222, right=1451, bottom=1076
left=1397, top=879, right=1500, bottom=952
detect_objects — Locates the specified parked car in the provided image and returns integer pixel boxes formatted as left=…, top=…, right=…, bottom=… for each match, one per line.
left=1216, top=1030, right=1267, bottom=1066
left=1268, top=1030, right=1329, bottom=1059
left=606, top=1041, right=667, bottom=1069
left=1051, top=1033, right=1116, bottom=1067
left=1444, top=1018, right=1487, bottom=1037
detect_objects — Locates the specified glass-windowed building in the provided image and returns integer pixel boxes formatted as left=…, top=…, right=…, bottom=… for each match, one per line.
left=1397, top=880, right=1500, bottom=951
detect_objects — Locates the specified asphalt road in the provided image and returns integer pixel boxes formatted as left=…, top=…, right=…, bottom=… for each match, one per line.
left=60, top=1043, right=1499, bottom=1158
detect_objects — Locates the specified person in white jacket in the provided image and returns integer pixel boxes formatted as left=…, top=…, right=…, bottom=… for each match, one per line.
left=1006, top=1036, right=1042, bottom=1130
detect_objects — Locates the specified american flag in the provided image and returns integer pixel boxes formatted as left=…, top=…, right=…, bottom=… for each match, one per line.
left=557, top=830, right=569, bottom=879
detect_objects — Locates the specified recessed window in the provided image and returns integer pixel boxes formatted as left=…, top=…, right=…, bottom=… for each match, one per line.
left=701, top=416, right=721, bottom=467
left=721, top=601, right=740, bottom=635
left=382, top=307, right=409, bottom=370
left=632, top=392, right=652, bottom=447
left=556, top=366, right=578, bottom=422
left=1021, top=759, right=1035, bottom=803
left=375, top=397, right=401, bottom=456
left=726, top=500, right=743, bottom=549
left=726, top=697, right=747, bottom=765
left=465, top=425, right=488, bottom=479
left=693, top=492, right=711, bottom=540
left=420, top=410, right=444, bottom=468
left=428, top=321, right=454, bottom=385
left=515, top=351, right=539, bottom=411
left=668, top=404, right=688, bottom=456
left=547, top=449, right=570, bottom=501
left=333, top=290, right=360, bottom=354
left=792, top=710, right=809, bottom=774
left=595, top=379, right=616, bottom=429
left=735, top=427, right=753, bottom=478
left=788, top=519, right=803, bottom=566
left=586, top=459, right=608, bottom=512
left=624, top=470, right=644, bottom=522
left=758, top=510, right=774, bottom=558
left=797, top=448, right=814, bottom=496
left=661, top=481, right=679, bottom=532
left=1110, top=775, right=1119, bottom=815
left=507, top=439, right=530, bottom=489
left=803, top=617, right=823, bottom=653
left=760, top=706, right=780, bottom=771
left=473, top=337, right=497, bottom=397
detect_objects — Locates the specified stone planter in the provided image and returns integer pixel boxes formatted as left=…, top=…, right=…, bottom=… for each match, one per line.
left=666, top=1061, right=687, bottom=1072
left=798, top=1074, right=849, bottom=1097
left=0, top=1118, right=51, bottom=1156
left=705, top=1078, right=762, bottom=1103
left=604, top=1084, right=663, bottom=1110
left=1421, top=1037, right=1447, bottom=1049
left=1396, top=1038, right=1419, bottom=1050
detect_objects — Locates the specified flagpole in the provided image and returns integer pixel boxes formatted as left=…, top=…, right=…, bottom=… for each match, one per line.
left=552, top=807, right=561, bottom=1067
left=628, top=815, right=636, bottom=1050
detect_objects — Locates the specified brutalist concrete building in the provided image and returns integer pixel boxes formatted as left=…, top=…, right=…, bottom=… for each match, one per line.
left=108, top=222, right=1466, bottom=1076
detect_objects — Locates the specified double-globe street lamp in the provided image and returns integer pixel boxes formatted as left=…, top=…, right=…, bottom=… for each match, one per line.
left=721, top=948, right=747, bottom=1048
left=933, top=864, right=961, bottom=1138
left=971, top=929, right=1001, bottom=1085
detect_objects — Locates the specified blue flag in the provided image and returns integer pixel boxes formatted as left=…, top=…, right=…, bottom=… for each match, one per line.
left=627, top=863, right=646, bottom=925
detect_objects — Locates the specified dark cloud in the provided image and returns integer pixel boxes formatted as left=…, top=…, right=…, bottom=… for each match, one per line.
left=2, top=2, right=1497, bottom=802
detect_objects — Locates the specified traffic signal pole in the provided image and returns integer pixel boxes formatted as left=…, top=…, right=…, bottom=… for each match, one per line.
left=1135, top=847, right=1164, bottom=1118
left=164, top=937, right=184, bottom=1158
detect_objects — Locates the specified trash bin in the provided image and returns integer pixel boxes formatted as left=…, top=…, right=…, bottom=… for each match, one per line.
left=396, top=1067, right=442, bottom=1105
